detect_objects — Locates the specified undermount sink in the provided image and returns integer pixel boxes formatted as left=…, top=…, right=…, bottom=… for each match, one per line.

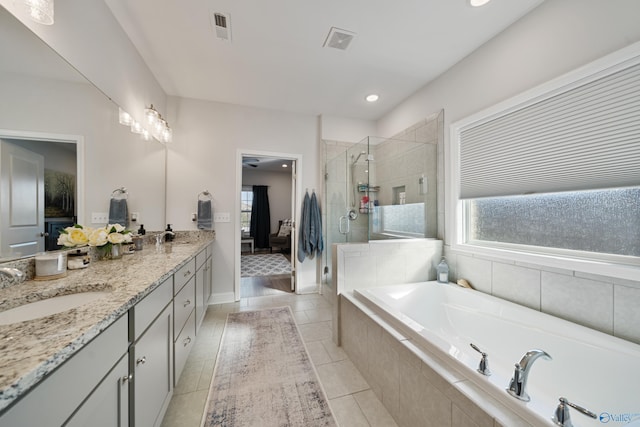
left=0, top=292, right=111, bottom=325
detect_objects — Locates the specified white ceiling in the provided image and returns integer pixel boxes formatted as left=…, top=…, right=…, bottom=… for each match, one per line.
left=105, top=0, right=544, bottom=121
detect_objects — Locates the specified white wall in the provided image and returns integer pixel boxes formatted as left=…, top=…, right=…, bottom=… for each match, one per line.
left=242, top=168, right=292, bottom=234
left=0, top=72, right=167, bottom=230
left=0, top=0, right=166, bottom=126
left=377, top=0, right=640, bottom=138
left=320, top=115, right=377, bottom=143
left=373, top=0, right=640, bottom=344
left=166, top=96, right=319, bottom=300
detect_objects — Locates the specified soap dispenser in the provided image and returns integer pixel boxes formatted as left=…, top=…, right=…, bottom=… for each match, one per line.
left=437, top=257, right=449, bottom=284
left=137, top=224, right=146, bottom=235
left=165, top=224, right=174, bottom=242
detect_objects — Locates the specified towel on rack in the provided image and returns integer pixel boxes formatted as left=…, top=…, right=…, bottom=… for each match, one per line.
left=108, top=198, right=129, bottom=228
left=297, top=191, right=311, bottom=263
left=197, top=199, right=213, bottom=230
left=309, top=191, right=323, bottom=254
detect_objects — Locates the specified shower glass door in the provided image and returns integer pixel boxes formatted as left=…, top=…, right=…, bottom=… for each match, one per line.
left=322, top=138, right=370, bottom=289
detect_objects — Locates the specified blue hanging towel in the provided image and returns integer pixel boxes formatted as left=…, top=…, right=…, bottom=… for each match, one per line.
left=309, top=191, right=323, bottom=256
left=297, top=191, right=311, bottom=263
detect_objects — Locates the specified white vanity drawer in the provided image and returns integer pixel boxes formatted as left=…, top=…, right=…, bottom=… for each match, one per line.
left=174, top=310, right=196, bottom=385
left=134, top=275, right=173, bottom=340
left=174, top=258, right=196, bottom=294
left=195, top=248, right=207, bottom=271
left=173, top=276, right=195, bottom=338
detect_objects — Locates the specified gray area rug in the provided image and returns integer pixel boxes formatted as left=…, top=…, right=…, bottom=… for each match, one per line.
left=241, top=253, right=291, bottom=277
left=202, top=307, right=337, bottom=427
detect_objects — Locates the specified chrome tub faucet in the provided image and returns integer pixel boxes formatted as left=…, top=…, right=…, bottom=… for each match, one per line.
left=507, top=349, right=552, bottom=401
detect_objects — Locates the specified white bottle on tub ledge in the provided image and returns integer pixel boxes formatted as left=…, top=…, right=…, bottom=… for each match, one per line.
left=437, top=257, right=449, bottom=284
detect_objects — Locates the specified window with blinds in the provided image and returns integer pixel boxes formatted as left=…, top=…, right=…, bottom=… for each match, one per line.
left=452, top=43, right=640, bottom=263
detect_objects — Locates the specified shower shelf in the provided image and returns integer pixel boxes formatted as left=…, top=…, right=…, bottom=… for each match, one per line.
left=357, top=185, right=380, bottom=192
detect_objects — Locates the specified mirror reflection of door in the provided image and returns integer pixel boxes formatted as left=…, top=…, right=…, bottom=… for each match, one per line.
left=0, top=140, right=44, bottom=257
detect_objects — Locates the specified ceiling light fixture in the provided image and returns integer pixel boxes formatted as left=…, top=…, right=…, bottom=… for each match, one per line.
left=21, top=0, right=54, bottom=25
left=282, top=164, right=288, bottom=168
left=365, top=94, right=379, bottom=103
left=469, top=0, right=491, bottom=7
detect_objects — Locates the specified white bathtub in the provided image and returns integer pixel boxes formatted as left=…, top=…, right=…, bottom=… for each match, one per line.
left=353, top=281, right=640, bottom=427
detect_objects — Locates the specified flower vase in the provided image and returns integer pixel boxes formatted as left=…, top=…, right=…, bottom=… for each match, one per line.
left=110, top=243, right=123, bottom=259
left=96, top=243, right=123, bottom=260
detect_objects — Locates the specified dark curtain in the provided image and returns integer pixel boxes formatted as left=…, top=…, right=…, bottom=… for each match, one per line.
left=250, top=185, right=271, bottom=248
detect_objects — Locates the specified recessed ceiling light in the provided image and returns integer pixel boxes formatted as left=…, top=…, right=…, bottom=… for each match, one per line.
left=365, top=94, right=379, bottom=103
left=469, top=0, right=490, bottom=6
left=282, top=163, right=288, bottom=168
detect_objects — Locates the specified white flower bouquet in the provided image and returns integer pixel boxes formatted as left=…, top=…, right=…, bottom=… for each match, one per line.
left=58, top=224, right=132, bottom=259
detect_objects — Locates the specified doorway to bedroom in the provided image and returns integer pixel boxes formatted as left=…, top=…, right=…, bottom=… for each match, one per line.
left=239, top=154, right=295, bottom=298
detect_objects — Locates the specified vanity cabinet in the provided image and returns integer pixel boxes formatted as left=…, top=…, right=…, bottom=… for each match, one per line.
left=0, top=313, right=129, bottom=427
left=65, top=354, right=129, bottom=427
left=131, top=276, right=173, bottom=427
left=0, top=241, right=213, bottom=427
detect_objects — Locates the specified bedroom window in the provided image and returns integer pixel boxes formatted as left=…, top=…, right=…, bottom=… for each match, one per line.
left=451, top=43, right=640, bottom=268
left=240, top=190, right=253, bottom=233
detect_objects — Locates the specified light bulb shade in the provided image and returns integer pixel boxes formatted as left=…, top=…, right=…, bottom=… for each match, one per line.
left=141, top=129, right=151, bottom=141
left=161, top=127, right=173, bottom=143
left=118, top=108, right=133, bottom=126
left=22, top=0, right=54, bottom=25
left=145, top=105, right=159, bottom=125
left=130, top=121, right=144, bottom=134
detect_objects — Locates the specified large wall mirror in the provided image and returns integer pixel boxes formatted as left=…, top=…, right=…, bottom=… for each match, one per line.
left=0, top=6, right=166, bottom=261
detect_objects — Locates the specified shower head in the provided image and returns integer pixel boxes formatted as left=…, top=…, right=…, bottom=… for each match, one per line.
left=352, top=151, right=374, bottom=164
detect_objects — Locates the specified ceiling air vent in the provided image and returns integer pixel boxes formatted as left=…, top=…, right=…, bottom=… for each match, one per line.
left=211, top=11, right=231, bottom=42
left=323, top=27, right=356, bottom=51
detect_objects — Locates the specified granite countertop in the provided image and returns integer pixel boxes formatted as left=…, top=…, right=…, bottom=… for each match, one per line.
left=0, top=231, right=215, bottom=413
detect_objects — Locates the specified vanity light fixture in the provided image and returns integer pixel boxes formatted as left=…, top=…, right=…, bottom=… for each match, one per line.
left=118, top=105, right=172, bottom=143
left=469, top=0, right=491, bottom=7
left=21, top=0, right=54, bottom=25
left=365, top=94, right=379, bottom=103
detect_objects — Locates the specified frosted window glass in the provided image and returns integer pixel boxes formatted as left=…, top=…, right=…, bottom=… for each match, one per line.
left=467, top=187, right=640, bottom=257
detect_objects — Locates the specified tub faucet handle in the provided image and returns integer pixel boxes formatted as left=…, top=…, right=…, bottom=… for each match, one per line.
left=470, top=343, right=491, bottom=376
left=552, top=397, right=597, bottom=427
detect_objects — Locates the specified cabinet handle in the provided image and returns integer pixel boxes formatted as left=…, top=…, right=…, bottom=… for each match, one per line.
left=184, top=270, right=191, bottom=277
left=121, top=374, right=132, bottom=385
left=136, top=356, right=146, bottom=366
left=183, top=336, right=192, bottom=347
left=183, top=299, right=191, bottom=307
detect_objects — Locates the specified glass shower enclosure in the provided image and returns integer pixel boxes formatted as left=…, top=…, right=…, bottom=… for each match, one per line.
left=323, top=134, right=438, bottom=288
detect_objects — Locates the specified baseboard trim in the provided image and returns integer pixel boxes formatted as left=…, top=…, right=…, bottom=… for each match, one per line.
left=210, top=292, right=235, bottom=304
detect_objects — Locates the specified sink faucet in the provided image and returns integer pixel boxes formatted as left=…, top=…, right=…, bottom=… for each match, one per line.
left=0, top=267, right=26, bottom=284
left=155, top=231, right=175, bottom=245
left=507, top=349, right=552, bottom=401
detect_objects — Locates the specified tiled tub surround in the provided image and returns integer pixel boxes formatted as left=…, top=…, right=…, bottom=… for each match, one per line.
left=446, top=252, right=640, bottom=345
left=347, top=282, right=640, bottom=427
left=329, top=238, right=443, bottom=343
left=340, top=294, right=530, bottom=427
left=0, top=231, right=214, bottom=412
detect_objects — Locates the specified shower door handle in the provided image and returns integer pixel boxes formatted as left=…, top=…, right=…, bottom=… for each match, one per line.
left=338, top=215, right=350, bottom=234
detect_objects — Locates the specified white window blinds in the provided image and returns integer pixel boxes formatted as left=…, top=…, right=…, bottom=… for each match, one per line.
left=459, top=60, right=640, bottom=199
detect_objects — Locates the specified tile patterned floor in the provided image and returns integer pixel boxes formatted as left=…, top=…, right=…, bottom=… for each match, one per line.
left=160, top=293, right=397, bottom=427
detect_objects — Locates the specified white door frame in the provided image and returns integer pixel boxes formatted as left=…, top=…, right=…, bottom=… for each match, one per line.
left=0, top=128, right=85, bottom=225
left=234, top=149, right=302, bottom=301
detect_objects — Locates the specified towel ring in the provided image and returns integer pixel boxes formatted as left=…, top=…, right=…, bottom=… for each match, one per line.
left=111, top=187, right=128, bottom=199
left=198, top=190, right=213, bottom=201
